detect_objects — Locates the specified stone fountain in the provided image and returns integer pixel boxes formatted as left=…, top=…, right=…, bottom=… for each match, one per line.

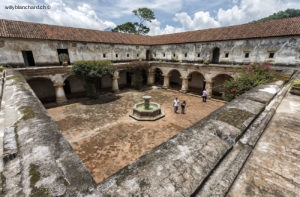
left=129, top=95, right=165, bottom=121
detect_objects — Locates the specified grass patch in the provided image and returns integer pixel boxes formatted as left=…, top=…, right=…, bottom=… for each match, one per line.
left=216, top=108, right=254, bottom=130
left=292, top=79, right=300, bottom=87
left=1, top=173, right=6, bottom=195
left=6, top=75, right=24, bottom=83
left=29, top=164, right=50, bottom=197
left=20, top=106, right=35, bottom=121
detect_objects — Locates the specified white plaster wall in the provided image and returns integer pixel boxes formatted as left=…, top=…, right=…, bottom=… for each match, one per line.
left=150, top=37, right=300, bottom=65
left=0, top=39, right=149, bottom=66
left=1, top=36, right=299, bottom=66
left=0, top=39, right=59, bottom=65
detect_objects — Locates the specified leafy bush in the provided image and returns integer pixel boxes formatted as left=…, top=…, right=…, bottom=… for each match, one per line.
left=223, top=63, right=278, bottom=101
left=72, top=60, right=114, bottom=80
left=71, top=60, right=115, bottom=98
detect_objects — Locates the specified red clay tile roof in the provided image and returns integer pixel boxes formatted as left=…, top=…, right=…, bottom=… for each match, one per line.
left=151, top=17, right=300, bottom=44
left=0, top=19, right=151, bottom=45
left=0, top=17, right=300, bottom=45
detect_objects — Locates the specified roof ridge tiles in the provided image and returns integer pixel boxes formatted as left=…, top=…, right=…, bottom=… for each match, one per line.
left=0, top=16, right=300, bottom=45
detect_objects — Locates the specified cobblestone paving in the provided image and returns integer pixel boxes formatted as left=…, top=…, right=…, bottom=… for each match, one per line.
left=47, top=88, right=224, bottom=183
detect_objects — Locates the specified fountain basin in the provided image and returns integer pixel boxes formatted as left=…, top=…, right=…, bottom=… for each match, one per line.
left=130, top=102, right=165, bottom=121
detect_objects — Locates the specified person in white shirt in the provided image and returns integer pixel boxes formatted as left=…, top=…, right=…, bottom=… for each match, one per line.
left=173, top=98, right=179, bottom=113
left=202, top=89, right=207, bottom=102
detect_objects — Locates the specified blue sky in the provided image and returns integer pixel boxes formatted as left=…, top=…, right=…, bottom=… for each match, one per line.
left=1, top=0, right=300, bottom=35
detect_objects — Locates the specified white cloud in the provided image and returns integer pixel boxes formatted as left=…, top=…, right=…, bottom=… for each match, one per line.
left=0, top=0, right=116, bottom=30
left=44, top=0, right=115, bottom=29
left=148, top=19, right=184, bottom=35
left=217, top=0, right=300, bottom=25
left=174, top=11, right=220, bottom=30
left=150, top=0, right=300, bottom=35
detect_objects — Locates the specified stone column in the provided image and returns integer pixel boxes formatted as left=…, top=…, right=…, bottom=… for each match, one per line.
left=163, top=75, right=170, bottom=89
left=205, top=80, right=213, bottom=98
left=112, top=71, right=120, bottom=93
left=54, top=82, right=67, bottom=104
left=147, top=70, right=155, bottom=85
left=180, top=76, right=189, bottom=93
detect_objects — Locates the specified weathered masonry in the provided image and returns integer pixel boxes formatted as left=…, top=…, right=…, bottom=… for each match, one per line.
left=1, top=67, right=298, bottom=196
left=0, top=16, right=300, bottom=196
left=0, top=17, right=300, bottom=67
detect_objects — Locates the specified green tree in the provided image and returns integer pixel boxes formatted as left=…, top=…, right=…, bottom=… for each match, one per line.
left=71, top=60, right=115, bottom=98
left=252, top=9, right=300, bottom=23
left=112, top=7, right=155, bottom=35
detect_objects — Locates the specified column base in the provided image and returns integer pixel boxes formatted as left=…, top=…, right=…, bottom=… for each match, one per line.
left=56, top=97, right=67, bottom=104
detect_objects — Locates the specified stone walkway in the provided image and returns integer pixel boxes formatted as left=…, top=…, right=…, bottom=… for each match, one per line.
left=228, top=87, right=300, bottom=196
left=47, top=88, right=225, bottom=183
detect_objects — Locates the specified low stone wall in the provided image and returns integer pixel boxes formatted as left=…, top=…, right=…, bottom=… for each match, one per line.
left=0, top=68, right=294, bottom=196
left=0, top=70, right=100, bottom=196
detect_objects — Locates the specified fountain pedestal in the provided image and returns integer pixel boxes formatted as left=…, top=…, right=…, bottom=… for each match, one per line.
left=143, top=95, right=151, bottom=109
left=129, top=95, right=165, bottom=121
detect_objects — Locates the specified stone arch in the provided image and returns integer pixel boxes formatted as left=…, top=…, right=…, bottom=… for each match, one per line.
left=187, top=71, right=205, bottom=95
left=212, top=47, right=220, bottom=64
left=27, top=77, right=56, bottom=103
left=168, top=69, right=182, bottom=90
left=154, top=68, right=164, bottom=86
left=212, top=74, right=233, bottom=99
left=64, top=75, right=86, bottom=99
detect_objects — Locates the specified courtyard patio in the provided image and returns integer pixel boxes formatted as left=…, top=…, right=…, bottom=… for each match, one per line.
left=47, top=88, right=224, bottom=183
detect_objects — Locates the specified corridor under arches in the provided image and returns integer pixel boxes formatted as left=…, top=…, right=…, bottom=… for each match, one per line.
left=27, top=77, right=56, bottom=103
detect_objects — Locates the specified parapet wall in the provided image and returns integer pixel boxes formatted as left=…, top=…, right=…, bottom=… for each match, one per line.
left=97, top=78, right=290, bottom=196
left=0, top=68, right=294, bottom=196
left=0, top=69, right=100, bottom=196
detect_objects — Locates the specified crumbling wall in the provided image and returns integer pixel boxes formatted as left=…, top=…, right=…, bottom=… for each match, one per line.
left=0, top=70, right=100, bottom=196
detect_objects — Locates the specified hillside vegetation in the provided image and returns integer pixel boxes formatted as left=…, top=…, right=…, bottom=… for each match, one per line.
left=252, top=9, right=300, bottom=23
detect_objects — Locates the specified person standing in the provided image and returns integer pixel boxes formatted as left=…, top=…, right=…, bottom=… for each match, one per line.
left=173, top=98, right=179, bottom=113
left=202, top=89, right=207, bottom=102
left=181, top=100, right=186, bottom=114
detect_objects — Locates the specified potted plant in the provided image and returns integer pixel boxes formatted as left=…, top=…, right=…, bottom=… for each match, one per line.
left=58, top=53, right=69, bottom=66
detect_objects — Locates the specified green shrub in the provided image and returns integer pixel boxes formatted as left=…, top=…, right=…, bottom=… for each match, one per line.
left=223, top=63, right=278, bottom=101
left=71, top=60, right=115, bottom=99
left=293, top=79, right=300, bottom=87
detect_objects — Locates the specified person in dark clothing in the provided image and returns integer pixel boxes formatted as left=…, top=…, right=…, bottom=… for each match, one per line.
left=181, top=100, right=186, bottom=114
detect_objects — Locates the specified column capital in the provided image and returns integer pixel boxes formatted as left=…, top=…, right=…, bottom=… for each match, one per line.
left=53, top=82, right=64, bottom=87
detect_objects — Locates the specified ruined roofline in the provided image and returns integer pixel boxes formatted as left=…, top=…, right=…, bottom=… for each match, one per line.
left=0, top=17, right=300, bottom=45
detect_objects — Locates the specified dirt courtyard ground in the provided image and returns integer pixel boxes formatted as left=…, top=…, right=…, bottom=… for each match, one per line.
left=46, top=88, right=225, bottom=183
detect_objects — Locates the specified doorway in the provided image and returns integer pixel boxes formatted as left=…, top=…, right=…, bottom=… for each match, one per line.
left=212, top=47, right=220, bottom=64
left=22, top=51, right=35, bottom=66
left=57, top=49, right=70, bottom=65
